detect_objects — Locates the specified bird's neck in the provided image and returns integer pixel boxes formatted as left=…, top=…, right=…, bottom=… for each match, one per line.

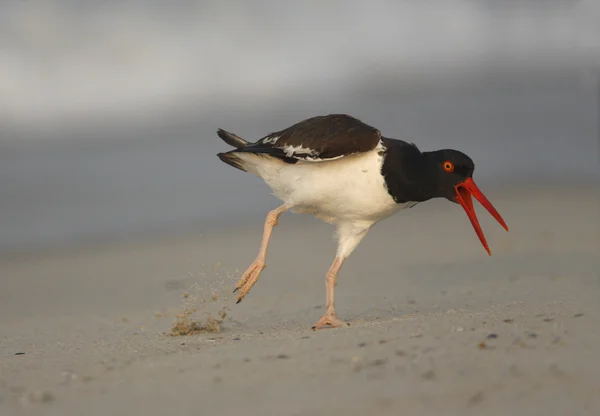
left=381, top=144, right=440, bottom=203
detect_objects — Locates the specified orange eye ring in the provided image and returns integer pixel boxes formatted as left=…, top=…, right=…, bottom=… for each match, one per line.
left=443, top=161, right=454, bottom=172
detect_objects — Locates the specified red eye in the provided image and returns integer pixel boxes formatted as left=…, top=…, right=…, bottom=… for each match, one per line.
left=443, top=161, right=454, bottom=172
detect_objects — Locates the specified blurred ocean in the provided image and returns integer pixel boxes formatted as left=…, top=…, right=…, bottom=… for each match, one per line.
left=0, top=1, right=598, bottom=253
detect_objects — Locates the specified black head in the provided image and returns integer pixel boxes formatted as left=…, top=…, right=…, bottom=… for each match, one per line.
left=423, top=149, right=475, bottom=201
left=423, top=149, right=508, bottom=255
left=379, top=138, right=508, bottom=256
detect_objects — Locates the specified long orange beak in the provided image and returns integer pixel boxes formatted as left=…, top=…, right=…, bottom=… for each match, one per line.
left=454, top=178, right=508, bottom=256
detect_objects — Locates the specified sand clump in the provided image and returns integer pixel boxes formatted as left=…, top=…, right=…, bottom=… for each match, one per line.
left=168, top=306, right=228, bottom=336
left=167, top=261, right=237, bottom=336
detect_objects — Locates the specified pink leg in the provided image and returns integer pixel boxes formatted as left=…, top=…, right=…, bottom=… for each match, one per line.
left=234, top=205, right=288, bottom=303
left=312, top=257, right=349, bottom=329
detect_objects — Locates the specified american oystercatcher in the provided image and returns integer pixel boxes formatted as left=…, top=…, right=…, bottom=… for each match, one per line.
left=217, top=114, right=508, bottom=329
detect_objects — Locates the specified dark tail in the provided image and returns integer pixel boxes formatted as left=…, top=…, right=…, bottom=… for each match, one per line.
left=217, top=128, right=249, bottom=149
left=217, top=152, right=246, bottom=172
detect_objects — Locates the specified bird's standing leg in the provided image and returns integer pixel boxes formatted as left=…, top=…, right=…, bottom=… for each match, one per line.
left=234, top=204, right=288, bottom=303
left=312, top=222, right=372, bottom=330
left=312, top=256, right=348, bottom=329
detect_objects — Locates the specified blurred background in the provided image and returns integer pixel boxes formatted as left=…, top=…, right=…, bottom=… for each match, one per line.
left=0, top=0, right=598, bottom=254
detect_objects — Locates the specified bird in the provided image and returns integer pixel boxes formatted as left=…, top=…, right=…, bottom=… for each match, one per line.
left=216, top=114, right=508, bottom=329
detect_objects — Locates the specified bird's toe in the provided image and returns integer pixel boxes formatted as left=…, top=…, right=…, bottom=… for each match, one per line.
left=311, top=313, right=349, bottom=330
left=233, top=261, right=265, bottom=304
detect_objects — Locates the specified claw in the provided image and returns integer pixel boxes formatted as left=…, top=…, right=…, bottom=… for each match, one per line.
left=232, top=258, right=265, bottom=305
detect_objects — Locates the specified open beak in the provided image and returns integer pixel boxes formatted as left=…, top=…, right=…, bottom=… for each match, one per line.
left=454, top=178, right=508, bottom=256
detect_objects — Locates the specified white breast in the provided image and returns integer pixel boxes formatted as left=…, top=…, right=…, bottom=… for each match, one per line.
left=236, top=144, right=412, bottom=225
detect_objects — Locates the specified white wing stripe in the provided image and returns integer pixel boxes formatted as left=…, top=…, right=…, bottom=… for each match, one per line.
left=282, top=144, right=317, bottom=157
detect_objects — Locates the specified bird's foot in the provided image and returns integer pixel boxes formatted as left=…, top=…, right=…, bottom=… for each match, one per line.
left=311, top=312, right=349, bottom=330
left=233, top=259, right=266, bottom=303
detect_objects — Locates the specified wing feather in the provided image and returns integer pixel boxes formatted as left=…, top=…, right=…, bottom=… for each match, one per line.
left=236, top=114, right=381, bottom=163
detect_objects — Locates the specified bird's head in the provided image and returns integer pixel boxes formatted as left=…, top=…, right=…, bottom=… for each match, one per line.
left=426, top=149, right=508, bottom=255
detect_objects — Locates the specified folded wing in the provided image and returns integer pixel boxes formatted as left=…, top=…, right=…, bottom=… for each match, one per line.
left=235, top=114, right=382, bottom=163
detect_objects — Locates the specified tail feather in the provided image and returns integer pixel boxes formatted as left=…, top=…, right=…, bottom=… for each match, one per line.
left=217, top=128, right=249, bottom=149
left=217, top=152, right=247, bottom=172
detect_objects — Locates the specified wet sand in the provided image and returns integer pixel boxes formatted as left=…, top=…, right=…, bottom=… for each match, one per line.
left=1, top=184, right=599, bottom=415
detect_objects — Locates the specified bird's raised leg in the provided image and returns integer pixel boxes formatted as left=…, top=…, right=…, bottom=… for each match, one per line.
left=234, top=204, right=288, bottom=303
left=312, top=257, right=349, bottom=329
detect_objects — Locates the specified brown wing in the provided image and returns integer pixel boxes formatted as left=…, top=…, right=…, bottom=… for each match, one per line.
left=238, top=114, right=382, bottom=162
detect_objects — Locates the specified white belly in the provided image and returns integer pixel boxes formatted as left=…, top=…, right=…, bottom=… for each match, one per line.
left=236, top=148, right=412, bottom=225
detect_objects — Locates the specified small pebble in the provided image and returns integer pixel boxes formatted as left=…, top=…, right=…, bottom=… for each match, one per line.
left=369, top=358, right=388, bottom=367
left=469, top=391, right=485, bottom=406
left=503, top=319, right=514, bottom=323
left=40, top=391, right=54, bottom=402
left=487, top=333, right=498, bottom=339
left=422, top=369, right=436, bottom=380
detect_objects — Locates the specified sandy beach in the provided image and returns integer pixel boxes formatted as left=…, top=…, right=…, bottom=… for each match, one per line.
left=1, top=183, right=598, bottom=415
left=1, top=2, right=598, bottom=415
